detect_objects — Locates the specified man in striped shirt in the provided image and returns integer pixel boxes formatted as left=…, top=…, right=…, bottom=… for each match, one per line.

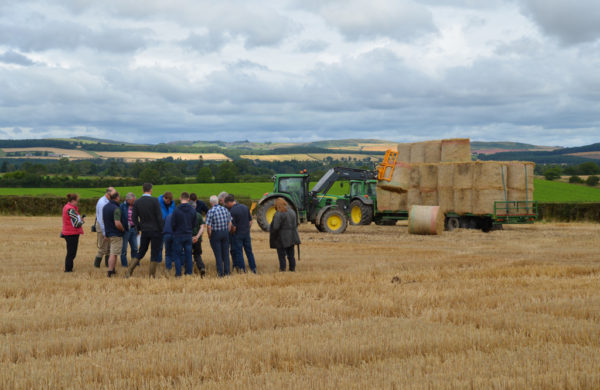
left=205, top=195, right=232, bottom=277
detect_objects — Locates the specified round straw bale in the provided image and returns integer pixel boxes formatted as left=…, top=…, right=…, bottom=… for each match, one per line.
left=423, top=140, right=441, bottom=163
left=472, top=162, right=507, bottom=190
left=419, top=163, right=438, bottom=190
left=410, top=142, right=425, bottom=163
left=453, top=188, right=473, bottom=214
left=396, top=143, right=411, bottom=163
left=473, top=188, right=505, bottom=215
left=437, top=163, right=455, bottom=188
left=453, top=163, right=473, bottom=189
left=441, top=138, right=471, bottom=162
left=408, top=205, right=445, bottom=235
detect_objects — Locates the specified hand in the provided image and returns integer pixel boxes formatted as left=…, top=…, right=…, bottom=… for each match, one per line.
left=103, top=237, right=109, bottom=242
left=193, top=236, right=198, bottom=244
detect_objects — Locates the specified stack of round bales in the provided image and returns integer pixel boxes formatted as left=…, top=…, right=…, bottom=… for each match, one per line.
left=407, top=164, right=422, bottom=206
left=396, top=143, right=411, bottom=163
left=441, top=139, right=471, bottom=162
left=418, top=163, right=438, bottom=206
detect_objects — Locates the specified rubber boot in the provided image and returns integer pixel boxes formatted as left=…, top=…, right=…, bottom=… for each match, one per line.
left=94, top=256, right=102, bottom=268
left=149, top=261, right=158, bottom=278
left=196, top=259, right=206, bottom=278
left=107, top=270, right=116, bottom=278
left=125, top=257, right=140, bottom=278
left=104, top=255, right=109, bottom=267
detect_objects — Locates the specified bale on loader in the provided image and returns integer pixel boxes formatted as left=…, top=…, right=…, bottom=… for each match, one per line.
left=408, top=205, right=445, bottom=235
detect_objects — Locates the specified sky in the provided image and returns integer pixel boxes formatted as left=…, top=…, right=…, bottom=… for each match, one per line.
left=0, top=0, right=599, bottom=146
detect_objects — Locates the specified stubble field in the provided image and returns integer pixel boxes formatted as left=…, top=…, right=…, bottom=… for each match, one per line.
left=1, top=217, right=599, bottom=389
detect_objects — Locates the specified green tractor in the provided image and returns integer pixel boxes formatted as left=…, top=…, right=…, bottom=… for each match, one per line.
left=255, top=167, right=377, bottom=234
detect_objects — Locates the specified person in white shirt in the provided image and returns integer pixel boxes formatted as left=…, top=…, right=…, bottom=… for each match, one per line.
left=93, top=187, right=115, bottom=268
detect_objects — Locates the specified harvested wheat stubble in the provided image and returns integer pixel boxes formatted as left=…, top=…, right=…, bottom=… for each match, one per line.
left=1, top=217, right=600, bottom=389
left=408, top=205, right=445, bottom=235
left=441, top=138, right=471, bottom=162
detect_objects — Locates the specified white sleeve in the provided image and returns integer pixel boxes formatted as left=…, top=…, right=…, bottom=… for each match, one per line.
left=96, top=198, right=105, bottom=234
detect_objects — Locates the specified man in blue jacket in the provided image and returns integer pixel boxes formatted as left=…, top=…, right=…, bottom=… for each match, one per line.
left=171, top=192, right=197, bottom=276
left=158, top=191, right=175, bottom=265
left=119, top=192, right=138, bottom=267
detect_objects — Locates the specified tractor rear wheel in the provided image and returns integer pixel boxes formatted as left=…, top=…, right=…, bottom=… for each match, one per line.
left=349, top=200, right=373, bottom=225
left=445, top=217, right=460, bottom=231
left=321, top=209, right=348, bottom=234
left=256, top=198, right=281, bottom=232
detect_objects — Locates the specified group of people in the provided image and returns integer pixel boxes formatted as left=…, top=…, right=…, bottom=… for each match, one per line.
left=60, top=183, right=301, bottom=277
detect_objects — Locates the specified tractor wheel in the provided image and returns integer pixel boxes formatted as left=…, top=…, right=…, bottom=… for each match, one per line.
left=256, top=198, right=281, bottom=232
left=315, top=222, right=326, bottom=232
left=349, top=200, right=373, bottom=225
left=445, top=217, right=460, bottom=231
left=321, top=209, right=348, bottom=234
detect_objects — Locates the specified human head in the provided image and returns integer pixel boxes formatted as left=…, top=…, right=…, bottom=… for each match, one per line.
left=110, top=191, right=120, bottom=203
left=105, top=186, right=115, bottom=199
left=66, top=193, right=79, bottom=205
left=125, top=192, right=136, bottom=206
left=217, top=191, right=228, bottom=205
left=209, top=195, right=218, bottom=206
left=163, top=191, right=173, bottom=205
left=142, top=183, right=153, bottom=194
left=275, top=197, right=288, bottom=213
left=180, top=191, right=190, bottom=203
left=224, top=194, right=235, bottom=208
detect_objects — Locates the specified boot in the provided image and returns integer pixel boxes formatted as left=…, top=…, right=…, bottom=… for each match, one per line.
left=94, top=256, right=102, bottom=268
left=125, top=257, right=140, bottom=278
left=149, top=261, right=158, bottom=278
left=107, top=269, right=117, bottom=278
left=195, top=258, right=206, bottom=278
left=104, top=255, right=109, bottom=267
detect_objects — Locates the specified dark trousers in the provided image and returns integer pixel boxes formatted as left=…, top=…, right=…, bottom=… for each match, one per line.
left=64, top=234, right=79, bottom=272
left=163, top=233, right=175, bottom=270
left=210, top=230, right=230, bottom=277
left=138, top=231, right=163, bottom=263
left=193, top=238, right=205, bottom=271
left=277, top=246, right=295, bottom=272
left=231, top=233, right=257, bottom=273
left=173, top=235, right=193, bottom=276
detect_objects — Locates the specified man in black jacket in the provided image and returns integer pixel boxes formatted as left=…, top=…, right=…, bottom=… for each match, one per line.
left=171, top=192, right=197, bottom=276
left=127, top=182, right=164, bottom=278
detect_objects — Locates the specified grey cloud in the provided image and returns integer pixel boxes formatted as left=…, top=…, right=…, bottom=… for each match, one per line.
left=520, top=0, right=600, bottom=45
left=182, top=31, right=229, bottom=53
left=0, top=50, right=35, bottom=66
left=0, top=20, right=150, bottom=53
left=295, top=0, right=437, bottom=42
left=296, top=40, right=329, bottom=53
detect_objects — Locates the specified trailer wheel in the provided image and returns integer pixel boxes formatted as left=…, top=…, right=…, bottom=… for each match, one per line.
left=256, top=198, right=283, bottom=232
left=480, top=218, right=493, bottom=233
left=445, top=217, right=460, bottom=231
left=321, top=209, right=348, bottom=234
left=349, top=200, right=373, bottom=225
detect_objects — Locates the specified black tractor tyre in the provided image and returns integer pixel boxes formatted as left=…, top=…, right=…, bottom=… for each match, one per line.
left=445, top=217, right=460, bottom=231
left=256, top=198, right=280, bottom=232
left=321, top=209, right=348, bottom=234
left=315, top=222, right=326, bottom=232
left=349, top=200, right=373, bottom=225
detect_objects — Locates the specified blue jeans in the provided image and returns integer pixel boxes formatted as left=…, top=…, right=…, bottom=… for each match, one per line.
left=173, top=235, right=193, bottom=276
left=210, top=230, right=230, bottom=277
left=120, top=227, right=138, bottom=267
left=231, top=232, right=257, bottom=273
left=163, top=233, right=174, bottom=270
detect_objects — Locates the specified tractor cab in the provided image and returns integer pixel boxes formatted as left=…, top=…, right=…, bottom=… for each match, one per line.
left=274, top=174, right=310, bottom=213
left=349, top=180, right=377, bottom=199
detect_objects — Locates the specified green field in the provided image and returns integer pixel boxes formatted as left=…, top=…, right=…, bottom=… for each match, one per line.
left=0, top=179, right=598, bottom=203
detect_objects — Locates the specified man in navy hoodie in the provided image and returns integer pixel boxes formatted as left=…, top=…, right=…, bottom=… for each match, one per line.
left=171, top=192, right=197, bottom=276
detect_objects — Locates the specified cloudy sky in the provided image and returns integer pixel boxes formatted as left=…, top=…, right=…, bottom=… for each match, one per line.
left=1, top=0, right=599, bottom=146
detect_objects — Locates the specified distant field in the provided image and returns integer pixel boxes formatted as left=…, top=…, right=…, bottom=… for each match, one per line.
left=94, top=151, right=230, bottom=161
left=0, top=179, right=598, bottom=203
left=569, top=152, right=600, bottom=160
left=241, top=153, right=379, bottom=162
left=1, top=147, right=93, bottom=158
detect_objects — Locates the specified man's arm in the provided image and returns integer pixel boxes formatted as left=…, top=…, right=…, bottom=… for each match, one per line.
left=132, top=202, right=140, bottom=231
left=114, top=207, right=125, bottom=232
left=248, top=206, right=253, bottom=228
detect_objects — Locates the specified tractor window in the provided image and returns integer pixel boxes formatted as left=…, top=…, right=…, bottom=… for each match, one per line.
left=350, top=182, right=362, bottom=197
left=278, top=177, right=305, bottom=210
left=367, top=182, right=377, bottom=197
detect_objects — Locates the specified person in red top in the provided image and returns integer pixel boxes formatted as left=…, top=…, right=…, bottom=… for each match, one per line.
left=61, top=193, right=85, bottom=272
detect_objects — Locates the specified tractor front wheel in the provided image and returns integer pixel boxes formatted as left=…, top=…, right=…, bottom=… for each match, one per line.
left=321, top=209, right=348, bottom=234
left=349, top=200, right=373, bottom=225
left=256, top=198, right=281, bottom=232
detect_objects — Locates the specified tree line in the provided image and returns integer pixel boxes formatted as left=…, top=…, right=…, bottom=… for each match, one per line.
left=0, top=157, right=376, bottom=188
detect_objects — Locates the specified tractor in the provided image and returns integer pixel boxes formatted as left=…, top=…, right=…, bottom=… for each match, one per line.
left=255, top=167, right=377, bottom=234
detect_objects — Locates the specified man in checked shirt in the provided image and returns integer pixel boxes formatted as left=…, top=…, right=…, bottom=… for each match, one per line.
left=205, top=195, right=233, bottom=277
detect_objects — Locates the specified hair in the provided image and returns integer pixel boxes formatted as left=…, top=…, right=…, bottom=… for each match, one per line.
left=189, top=193, right=198, bottom=201
left=275, top=197, right=288, bottom=213
left=209, top=195, right=218, bottom=205
left=66, top=193, right=79, bottom=202
left=180, top=192, right=190, bottom=200
left=217, top=192, right=228, bottom=202
left=110, top=191, right=120, bottom=201
left=224, top=194, right=235, bottom=204
left=163, top=191, right=173, bottom=201
left=105, top=187, right=114, bottom=194
left=126, top=192, right=136, bottom=201
left=142, top=183, right=153, bottom=192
